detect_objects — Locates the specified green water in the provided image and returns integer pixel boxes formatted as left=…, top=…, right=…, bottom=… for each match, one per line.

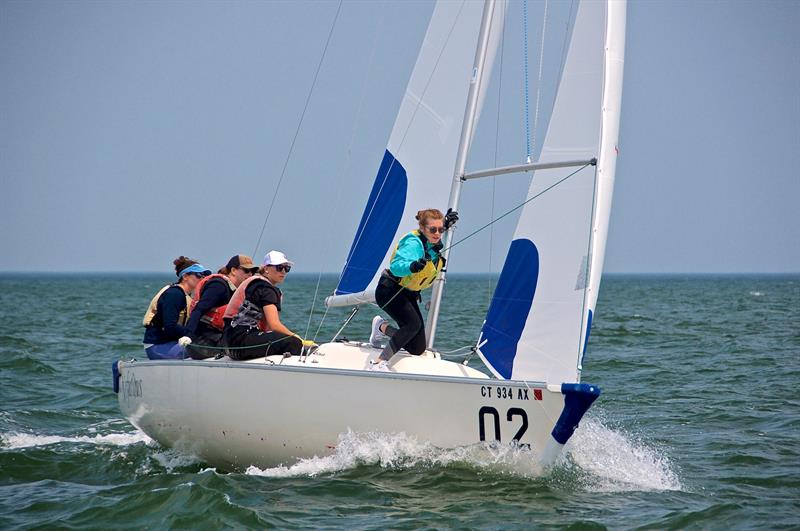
left=1, top=274, right=798, bottom=528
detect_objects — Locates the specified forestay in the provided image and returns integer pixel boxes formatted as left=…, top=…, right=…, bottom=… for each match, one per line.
left=477, top=0, right=626, bottom=384
left=326, top=0, right=504, bottom=308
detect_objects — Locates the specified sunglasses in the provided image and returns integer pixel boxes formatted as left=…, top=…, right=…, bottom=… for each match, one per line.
left=273, top=264, right=291, bottom=273
left=426, top=226, right=445, bottom=234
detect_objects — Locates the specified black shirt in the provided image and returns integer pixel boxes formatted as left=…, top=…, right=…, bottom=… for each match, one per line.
left=245, top=278, right=282, bottom=312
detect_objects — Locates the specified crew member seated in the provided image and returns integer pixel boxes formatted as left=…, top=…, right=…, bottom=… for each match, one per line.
left=142, top=256, right=210, bottom=360
left=222, top=250, right=315, bottom=361
left=182, top=254, right=258, bottom=359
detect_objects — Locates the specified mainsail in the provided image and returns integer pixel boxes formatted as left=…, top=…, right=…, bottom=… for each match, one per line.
left=326, top=0, right=504, bottom=308
left=478, top=0, right=626, bottom=383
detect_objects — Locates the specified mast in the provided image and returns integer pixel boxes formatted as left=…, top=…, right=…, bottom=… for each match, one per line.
left=426, top=0, right=497, bottom=348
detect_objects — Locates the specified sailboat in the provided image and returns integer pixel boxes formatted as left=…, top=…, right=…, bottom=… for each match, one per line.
left=114, top=0, right=626, bottom=471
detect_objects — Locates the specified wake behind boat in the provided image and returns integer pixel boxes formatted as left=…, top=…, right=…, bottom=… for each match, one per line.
left=115, top=0, right=625, bottom=471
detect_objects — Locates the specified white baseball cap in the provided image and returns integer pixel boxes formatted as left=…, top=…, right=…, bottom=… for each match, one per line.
left=262, top=250, right=295, bottom=267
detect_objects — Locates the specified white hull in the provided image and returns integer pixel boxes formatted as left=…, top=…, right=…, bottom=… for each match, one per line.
left=115, top=342, right=598, bottom=470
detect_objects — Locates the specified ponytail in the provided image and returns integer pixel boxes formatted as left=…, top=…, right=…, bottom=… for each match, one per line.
left=173, top=256, right=199, bottom=277
left=416, top=208, right=444, bottom=229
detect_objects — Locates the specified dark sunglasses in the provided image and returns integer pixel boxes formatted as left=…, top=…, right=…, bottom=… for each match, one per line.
left=274, top=264, right=291, bottom=273
left=239, top=267, right=257, bottom=274
left=426, top=226, right=445, bottom=234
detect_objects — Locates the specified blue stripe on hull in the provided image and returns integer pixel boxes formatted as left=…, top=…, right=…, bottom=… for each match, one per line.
left=336, top=150, right=407, bottom=295
left=479, top=238, right=540, bottom=379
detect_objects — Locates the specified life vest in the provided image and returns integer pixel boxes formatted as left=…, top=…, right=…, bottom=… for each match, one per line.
left=390, top=230, right=443, bottom=292
left=142, top=284, right=191, bottom=327
left=189, top=274, right=236, bottom=331
left=223, top=275, right=281, bottom=332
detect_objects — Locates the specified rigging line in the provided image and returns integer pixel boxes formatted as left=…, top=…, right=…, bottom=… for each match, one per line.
left=439, top=345, right=474, bottom=355
left=531, top=0, right=549, bottom=158
left=522, top=0, right=531, bottom=161
left=304, top=271, right=326, bottom=342
left=332, top=1, right=468, bottom=295
left=443, top=162, right=591, bottom=254
left=305, top=8, right=387, bottom=342
left=311, top=304, right=331, bottom=342
left=252, top=0, right=344, bottom=258
left=187, top=334, right=296, bottom=351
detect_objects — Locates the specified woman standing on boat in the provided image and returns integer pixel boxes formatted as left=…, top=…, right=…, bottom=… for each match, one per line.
left=142, top=256, right=211, bottom=360
left=181, top=254, right=259, bottom=359
left=368, top=208, right=457, bottom=372
left=221, top=250, right=315, bottom=361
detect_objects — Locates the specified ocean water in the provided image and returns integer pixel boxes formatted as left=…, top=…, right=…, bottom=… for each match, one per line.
left=1, top=273, right=798, bottom=529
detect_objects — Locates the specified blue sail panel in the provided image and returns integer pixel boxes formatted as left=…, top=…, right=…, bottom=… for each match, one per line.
left=479, top=239, right=540, bottom=379
left=335, top=150, right=407, bottom=295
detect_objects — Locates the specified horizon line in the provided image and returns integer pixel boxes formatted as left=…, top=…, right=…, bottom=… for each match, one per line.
left=0, top=270, right=798, bottom=276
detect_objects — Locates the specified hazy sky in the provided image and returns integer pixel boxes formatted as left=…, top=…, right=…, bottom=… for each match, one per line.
left=1, top=0, right=798, bottom=274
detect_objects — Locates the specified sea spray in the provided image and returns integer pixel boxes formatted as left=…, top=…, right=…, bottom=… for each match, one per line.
left=564, top=416, right=683, bottom=492
left=243, top=418, right=682, bottom=490
left=245, top=429, right=545, bottom=478
left=0, top=429, right=153, bottom=450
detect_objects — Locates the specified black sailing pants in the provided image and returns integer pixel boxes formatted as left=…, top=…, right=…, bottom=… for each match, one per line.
left=222, top=326, right=302, bottom=361
left=375, top=279, right=426, bottom=356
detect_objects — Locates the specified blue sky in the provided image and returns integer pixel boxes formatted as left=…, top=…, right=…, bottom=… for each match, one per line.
left=1, top=0, right=797, bottom=274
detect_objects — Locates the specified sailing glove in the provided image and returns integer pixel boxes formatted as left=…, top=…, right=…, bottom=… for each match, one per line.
left=432, top=241, right=444, bottom=253
left=293, top=333, right=317, bottom=348
left=409, top=257, right=428, bottom=273
left=444, top=208, right=459, bottom=229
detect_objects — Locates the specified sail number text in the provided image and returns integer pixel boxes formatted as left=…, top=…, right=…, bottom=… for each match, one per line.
left=480, top=385, right=542, bottom=401
left=477, top=406, right=528, bottom=443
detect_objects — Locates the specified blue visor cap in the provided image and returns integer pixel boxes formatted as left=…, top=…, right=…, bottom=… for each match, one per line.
left=178, top=264, right=212, bottom=278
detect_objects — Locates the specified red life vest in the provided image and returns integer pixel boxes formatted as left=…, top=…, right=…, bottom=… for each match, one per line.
left=223, top=275, right=278, bottom=332
left=189, top=274, right=236, bottom=331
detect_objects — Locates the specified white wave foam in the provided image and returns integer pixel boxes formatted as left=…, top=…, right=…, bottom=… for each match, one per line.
left=749, top=291, right=764, bottom=297
left=246, top=430, right=543, bottom=478
left=565, top=417, right=682, bottom=492
left=150, top=447, right=202, bottom=471
left=246, top=420, right=681, bottom=492
left=0, top=430, right=153, bottom=450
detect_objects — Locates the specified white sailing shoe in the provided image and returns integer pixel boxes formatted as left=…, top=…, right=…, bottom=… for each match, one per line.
left=369, top=315, right=388, bottom=348
left=368, top=360, right=390, bottom=372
